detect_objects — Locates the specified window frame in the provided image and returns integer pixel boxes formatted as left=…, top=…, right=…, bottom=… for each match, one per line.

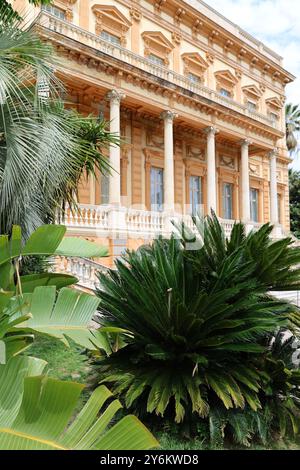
left=189, top=175, right=203, bottom=216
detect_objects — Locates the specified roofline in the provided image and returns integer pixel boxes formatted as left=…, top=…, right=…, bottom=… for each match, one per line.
left=180, top=0, right=295, bottom=81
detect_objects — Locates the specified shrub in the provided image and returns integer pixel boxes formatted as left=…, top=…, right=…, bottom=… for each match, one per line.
left=96, top=215, right=300, bottom=444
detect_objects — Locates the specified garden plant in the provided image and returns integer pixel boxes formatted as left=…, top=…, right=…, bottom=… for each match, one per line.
left=96, top=214, right=300, bottom=447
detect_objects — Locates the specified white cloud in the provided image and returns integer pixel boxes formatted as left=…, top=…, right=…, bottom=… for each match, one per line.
left=204, top=0, right=300, bottom=104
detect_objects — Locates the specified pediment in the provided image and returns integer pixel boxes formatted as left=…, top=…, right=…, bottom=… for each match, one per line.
left=142, top=31, right=174, bottom=52
left=92, top=5, right=132, bottom=30
left=265, top=96, right=282, bottom=109
left=242, top=85, right=262, bottom=99
left=214, top=70, right=238, bottom=86
left=181, top=53, right=209, bottom=71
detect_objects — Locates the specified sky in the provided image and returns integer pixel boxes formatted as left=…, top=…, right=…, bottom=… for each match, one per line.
left=203, top=0, right=300, bottom=167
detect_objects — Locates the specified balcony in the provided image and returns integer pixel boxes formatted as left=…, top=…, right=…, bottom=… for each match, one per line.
left=55, top=204, right=285, bottom=290
left=33, top=12, right=277, bottom=130
left=61, top=204, right=282, bottom=240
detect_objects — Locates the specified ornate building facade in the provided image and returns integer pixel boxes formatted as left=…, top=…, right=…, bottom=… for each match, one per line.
left=18, top=0, right=295, bottom=269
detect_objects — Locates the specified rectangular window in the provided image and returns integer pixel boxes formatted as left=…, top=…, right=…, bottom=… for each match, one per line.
left=100, top=30, right=121, bottom=45
left=189, top=176, right=203, bottom=216
left=101, top=173, right=109, bottom=204
left=247, top=101, right=257, bottom=112
left=220, top=88, right=231, bottom=98
left=42, top=5, right=66, bottom=20
left=222, top=183, right=233, bottom=220
left=151, top=167, right=164, bottom=211
left=250, top=188, right=259, bottom=222
left=187, top=73, right=200, bottom=84
left=148, top=54, right=165, bottom=66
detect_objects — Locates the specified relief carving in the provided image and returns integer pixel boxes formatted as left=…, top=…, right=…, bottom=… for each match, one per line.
left=220, top=155, right=235, bottom=169
left=146, top=130, right=164, bottom=148
left=186, top=145, right=205, bottom=161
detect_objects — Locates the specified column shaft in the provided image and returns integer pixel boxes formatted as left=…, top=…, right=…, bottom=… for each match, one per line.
left=106, top=90, right=124, bottom=205
left=241, top=140, right=251, bottom=222
left=161, top=111, right=177, bottom=211
left=270, top=149, right=278, bottom=224
left=206, top=127, right=217, bottom=213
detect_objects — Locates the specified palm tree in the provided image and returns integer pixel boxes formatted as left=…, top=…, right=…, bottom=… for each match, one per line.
left=286, top=103, right=300, bottom=154
left=95, top=215, right=300, bottom=443
left=0, top=4, right=118, bottom=238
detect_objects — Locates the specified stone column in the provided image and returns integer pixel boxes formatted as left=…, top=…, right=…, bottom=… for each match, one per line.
left=240, top=139, right=251, bottom=222
left=269, top=148, right=279, bottom=224
left=106, top=89, right=124, bottom=205
left=160, top=111, right=177, bottom=211
left=205, top=126, right=218, bottom=213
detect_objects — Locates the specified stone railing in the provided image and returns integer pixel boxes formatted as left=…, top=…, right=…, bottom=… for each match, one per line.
left=33, top=12, right=278, bottom=130
left=60, top=205, right=109, bottom=232
left=55, top=256, right=109, bottom=290
left=60, top=204, right=282, bottom=240
left=126, top=209, right=165, bottom=236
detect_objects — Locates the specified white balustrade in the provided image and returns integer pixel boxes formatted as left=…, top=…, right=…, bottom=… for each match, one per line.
left=34, top=12, right=277, bottom=130
left=219, top=218, right=236, bottom=238
left=61, top=204, right=279, bottom=241
left=61, top=204, right=109, bottom=230
left=126, top=209, right=165, bottom=235
left=55, top=256, right=109, bottom=290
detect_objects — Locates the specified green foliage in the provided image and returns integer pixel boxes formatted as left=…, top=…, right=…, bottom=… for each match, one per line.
left=0, top=224, right=157, bottom=450
left=0, top=7, right=118, bottom=238
left=286, top=103, right=300, bottom=154
left=0, top=224, right=109, bottom=360
left=289, top=169, right=300, bottom=239
left=0, top=358, right=158, bottom=450
left=96, top=214, right=300, bottom=445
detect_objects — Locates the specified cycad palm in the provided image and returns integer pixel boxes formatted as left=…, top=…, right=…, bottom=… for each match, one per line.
left=286, top=103, right=300, bottom=153
left=96, top=215, right=300, bottom=431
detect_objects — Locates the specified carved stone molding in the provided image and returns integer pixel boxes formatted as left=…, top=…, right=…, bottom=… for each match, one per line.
left=174, top=8, right=186, bottom=26
left=182, top=52, right=209, bottom=80
left=142, top=31, right=174, bottom=66
left=192, top=19, right=203, bottom=37
left=92, top=5, right=131, bottom=47
left=204, top=126, right=219, bottom=136
left=154, top=0, right=166, bottom=13
left=160, top=110, right=178, bottom=121
left=49, top=0, right=77, bottom=21
left=220, top=155, right=235, bottom=169
left=205, top=52, right=215, bottom=64
left=186, top=145, right=206, bottom=161
left=215, top=70, right=238, bottom=97
left=171, top=31, right=182, bottom=45
left=242, top=85, right=262, bottom=102
left=129, top=7, right=142, bottom=22
left=146, top=130, right=164, bottom=148
left=249, top=162, right=261, bottom=177
left=105, top=89, right=125, bottom=104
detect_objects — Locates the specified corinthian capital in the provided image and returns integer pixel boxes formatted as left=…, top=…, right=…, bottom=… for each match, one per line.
left=160, top=110, right=178, bottom=121
left=269, top=147, right=279, bottom=158
left=240, top=139, right=252, bottom=147
left=105, top=89, right=125, bottom=105
left=204, top=126, right=219, bottom=136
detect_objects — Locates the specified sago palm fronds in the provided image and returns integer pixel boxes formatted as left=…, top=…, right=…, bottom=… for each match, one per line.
left=95, top=215, right=300, bottom=429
